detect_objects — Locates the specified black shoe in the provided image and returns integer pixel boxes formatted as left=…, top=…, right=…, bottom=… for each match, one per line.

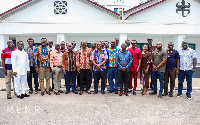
left=94, top=91, right=98, bottom=94
left=65, top=91, right=70, bottom=94
left=101, top=91, right=105, bottom=94
left=133, top=91, right=136, bottom=95
left=169, top=94, right=173, bottom=97
left=186, top=95, right=191, bottom=99
left=109, top=90, right=114, bottom=93
left=158, top=93, right=162, bottom=98
left=21, top=93, right=30, bottom=97
left=17, top=95, right=24, bottom=99
left=162, top=92, right=168, bottom=96
left=128, top=89, right=132, bottom=93
left=115, top=90, right=118, bottom=94
left=72, top=91, right=78, bottom=94
left=176, top=93, right=182, bottom=97
left=149, top=91, right=157, bottom=95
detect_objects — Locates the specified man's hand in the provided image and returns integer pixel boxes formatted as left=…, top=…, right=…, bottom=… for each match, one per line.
left=96, top=64, right=101, bottom=70
left=52, top=70, right=55, bottom=74
left=77, top=68, right=80, bottom=73
left=136, top=67, right=140, bottom=72
left=176, top=69, right=179, bottom=75
left=192, top=68, right=195, bottom=73
left=13, top=72, right=17, bottom=77
left=122, top=67, right=126, bottom=72
left=35, top=68, right=39, bottom=73
left=3, top=69, right=7, bottom=76
left=63, top=70, right=66, bottom=75
left=27, top=71, right=30, bottom=75
left=145, top=69, right=148, bottom=74
left=153, top=65, right=157, bottom=71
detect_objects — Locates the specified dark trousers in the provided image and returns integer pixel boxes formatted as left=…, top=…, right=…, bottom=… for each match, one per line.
left=152, top=71, right=164, bottom=94
left=164, top=69, right=176, bottom=94
left=52, top=73, right=54, bottom=90
left=65, top=71, right=77, bottom=92
left=80, top=69, right=91, bottom=91
left=93, top=70, right=106, bottom=92
left=27, top=66, right=39, bottom=91
left=178, top=70, right=193, bottom=96
left=118, top=70, right=130, bottom=93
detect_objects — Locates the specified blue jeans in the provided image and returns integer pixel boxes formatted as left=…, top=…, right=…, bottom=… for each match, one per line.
left=93, top=70, right=106, bottom=92
left=108, top=67, right=118, bottom=91
left=65, top=71, right=77, bottom=92
left=178, top=70, right=193, bottom=96
left=152, top=71, right=164, bottom=94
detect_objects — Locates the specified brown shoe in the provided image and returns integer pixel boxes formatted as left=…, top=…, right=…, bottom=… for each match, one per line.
left=54, top=92, right=60, bottom=95
left=58, top=90, right=64, bottom=93
left=79, top=91, right=83, bottom=95
left=29, top=91, right=33, bottom=94
left=124, top=92, right=129, bottom=96
left=35, top=90, right=38, bottom=94
left=41, top=92, right=44, bottom=96
left=119, top=93, right=123, bottom=96
left=86, top=91, right=92, bottom=94
left=7, top=94, right=12, bottom=99
left=46, top=91, right=51, bottom=95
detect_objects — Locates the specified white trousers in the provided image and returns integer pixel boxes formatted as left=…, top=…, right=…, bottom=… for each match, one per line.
left=14, top=74, right=27, bottom=96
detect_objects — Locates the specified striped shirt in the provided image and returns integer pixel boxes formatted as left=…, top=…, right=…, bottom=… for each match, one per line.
left=1, top=47, right=17, bottom=70
left=63, top=50, right=76, bottom=71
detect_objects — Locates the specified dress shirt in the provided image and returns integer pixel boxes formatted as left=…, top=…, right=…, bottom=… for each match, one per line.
left=116, top=50, right=133, bottom=71
left=50, top=49, right=63, bottom=71
left=11, top=50, right=30, bottom=75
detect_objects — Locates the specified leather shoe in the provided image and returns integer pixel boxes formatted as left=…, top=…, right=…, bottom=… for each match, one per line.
left=58, top=90, right=64, bottom=93
left=162, top=92, right=168, bottom=96
left=29, top=91, right=33, bottom=94
left=65, top=91, right=70, bottom=94
left=124, top=92, right=129, bottom=96
left=41, top=92, right=44, bottom=96
left=7, top=94, right=11, bottom=99
left=54, top=92, right=60, bottom=95
left=149, top=91, right=157, bottom=95
left=72, top=91, right=78, bottom=94
left=17, top=95, right=24, bottom=99
left=101, top=91, right=105, bottom=94
left=21, top=93, right=30, bottom=97
left=46, top=91, right=51, bottom=95
left=94, top=91, right=98, bottom=94
left=119, top=93, right=123, bottom=96
left=87, top=91, right=92, bottom=94
left=79, top=91, right=83, bottom=95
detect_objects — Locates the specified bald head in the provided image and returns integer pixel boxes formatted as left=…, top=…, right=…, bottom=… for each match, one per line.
left=147, top=37, right=153, bottom=45
left=156, top=42, right=162, bottom=50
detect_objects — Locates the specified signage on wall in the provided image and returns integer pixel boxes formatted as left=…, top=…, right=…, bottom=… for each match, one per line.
left=54, top=1, right=67, bottom=14
left=176, top=0, right=190, bottom=17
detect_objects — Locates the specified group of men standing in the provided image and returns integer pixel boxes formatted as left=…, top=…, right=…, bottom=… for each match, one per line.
left=1, top=37, right=197, bottom=99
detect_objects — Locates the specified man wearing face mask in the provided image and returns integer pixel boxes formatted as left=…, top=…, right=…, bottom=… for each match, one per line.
left=1, top=40, right=17, bottom=99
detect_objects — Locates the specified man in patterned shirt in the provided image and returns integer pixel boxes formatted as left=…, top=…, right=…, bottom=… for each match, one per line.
left=90, top=42, right=108, bottom=94
left=1, top=40, right=16, bottom=99
left=34, top=38, right=51, bottom=96
left=76, top=40, right=92, bottom=95
left=106, top=39, right=121, bottom=94
left=177, top=41, right=197, bottom=99
left=50, top=44, right=64, bottom=95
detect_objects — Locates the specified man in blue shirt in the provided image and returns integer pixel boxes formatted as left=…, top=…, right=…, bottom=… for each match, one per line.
left=116, top=43, right=132, bottom=96
left=163, top=42, right=180, bottom=97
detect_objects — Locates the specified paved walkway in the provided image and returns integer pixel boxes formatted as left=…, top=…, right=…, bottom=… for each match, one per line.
left=0, top=90, right=200, bottom=125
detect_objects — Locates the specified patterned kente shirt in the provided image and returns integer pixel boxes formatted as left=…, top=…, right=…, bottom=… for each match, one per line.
left=34, top=46, right=51, bottom=68
left=76, top=47, right=92, bottom=70
left=106, top=47, right=121, bottom=68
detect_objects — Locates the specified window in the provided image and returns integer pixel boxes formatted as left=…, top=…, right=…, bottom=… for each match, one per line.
left=136, top=43, right=145, bottom=51
left=114, top=8, right=118, bottom=13
left=188, top=43, right=196, bottom=50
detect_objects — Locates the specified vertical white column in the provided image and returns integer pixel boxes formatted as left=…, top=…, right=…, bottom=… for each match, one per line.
left=57, top=34, right=66, bottom=44
left=173, top=35, right=186, bottom=51
left=119, top=33, right=127, bottom=48
left=0, top=34, right=9, bottom=53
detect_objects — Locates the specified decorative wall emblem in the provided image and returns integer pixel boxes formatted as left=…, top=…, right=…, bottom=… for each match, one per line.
left=54, top=1, right=67, bottom=14
left=176, top=0, right=190, bottom=17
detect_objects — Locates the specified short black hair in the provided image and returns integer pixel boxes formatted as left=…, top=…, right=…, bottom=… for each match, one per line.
left=132, top=40, right=137, bottom=44
left=41, top=38, right=47, bottom=41
left=143, top=43, right=149, bottom=51
left=17, top=41, right=23, bottom=45
left=27, top=38, right=34, bottom=42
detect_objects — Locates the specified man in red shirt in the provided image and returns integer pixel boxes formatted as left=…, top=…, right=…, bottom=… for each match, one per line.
left=1, top=40, right=17, bottom=99
left=128, top=40, right=142, bottom=95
